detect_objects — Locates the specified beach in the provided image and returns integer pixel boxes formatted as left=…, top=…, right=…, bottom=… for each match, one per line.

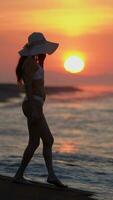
left=0, top=174, right=95, bottom=200
left=0, top=84, right=113, bottom=200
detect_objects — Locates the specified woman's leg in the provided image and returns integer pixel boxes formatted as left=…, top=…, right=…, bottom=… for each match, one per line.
left=39, top=113, right=67, bottom=187
left=14, top=118, right=40, bottom=179
left=39, top=114, right=59, bottom=178
left=40, top=114, right=55, bottom=176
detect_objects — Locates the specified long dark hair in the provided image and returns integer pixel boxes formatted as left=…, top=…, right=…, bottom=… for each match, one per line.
left=15, top=56, right=27, bottom=82
left=15, top=54, right=46, bottom=82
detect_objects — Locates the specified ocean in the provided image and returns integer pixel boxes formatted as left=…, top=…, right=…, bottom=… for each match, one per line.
left=0, top=85, right=113, bottom=200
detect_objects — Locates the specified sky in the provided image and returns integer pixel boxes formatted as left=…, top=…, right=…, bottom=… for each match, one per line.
left=0, top=0, right=113, bottom=86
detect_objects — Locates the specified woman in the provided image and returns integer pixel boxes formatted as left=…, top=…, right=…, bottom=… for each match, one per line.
left=13, top=32, right=66, bottom=188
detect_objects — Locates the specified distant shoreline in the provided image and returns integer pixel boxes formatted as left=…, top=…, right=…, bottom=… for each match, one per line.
left=0, top=83, right=82, bottom=102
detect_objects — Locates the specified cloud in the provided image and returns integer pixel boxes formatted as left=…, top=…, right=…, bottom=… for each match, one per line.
left=1, top=0, right=113, bottom=11
left=0, top=7, right=113, bottom=36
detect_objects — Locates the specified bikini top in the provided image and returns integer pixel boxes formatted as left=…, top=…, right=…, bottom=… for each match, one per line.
left=33, top=63, right=44, bottom=81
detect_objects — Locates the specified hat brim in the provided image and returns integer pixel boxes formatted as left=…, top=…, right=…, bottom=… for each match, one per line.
left=18, top=41, right=59, bottom=56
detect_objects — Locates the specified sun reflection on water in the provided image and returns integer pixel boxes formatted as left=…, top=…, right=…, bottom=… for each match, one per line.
left=56, top=141, right=79, bottom=154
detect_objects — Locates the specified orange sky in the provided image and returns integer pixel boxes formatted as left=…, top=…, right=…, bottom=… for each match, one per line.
left=0, top=0, right=113, bottom=86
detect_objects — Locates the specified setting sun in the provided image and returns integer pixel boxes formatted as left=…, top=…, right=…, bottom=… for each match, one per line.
left=64, top=56, right=85, bottom=73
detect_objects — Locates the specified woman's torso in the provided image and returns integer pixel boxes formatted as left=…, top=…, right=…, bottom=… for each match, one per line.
left=22, top=59, right=46, bottom=104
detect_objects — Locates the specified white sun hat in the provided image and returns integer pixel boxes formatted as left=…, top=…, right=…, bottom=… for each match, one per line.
left=18, top=32, right=59, bottom=56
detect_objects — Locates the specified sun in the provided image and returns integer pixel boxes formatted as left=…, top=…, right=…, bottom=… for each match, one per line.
left=64, top=55, right=85, bottom=73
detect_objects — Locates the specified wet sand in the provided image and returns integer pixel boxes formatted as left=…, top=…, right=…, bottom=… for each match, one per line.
left=0, top=174, right=96, bottom=200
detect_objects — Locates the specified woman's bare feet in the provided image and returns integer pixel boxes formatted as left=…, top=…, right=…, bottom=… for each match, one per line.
left=47, top=174, right=68, bottom=188
left=13, top=176, right=33, bottom=184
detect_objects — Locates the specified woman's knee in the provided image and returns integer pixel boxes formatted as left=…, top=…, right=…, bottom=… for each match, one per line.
left=28, top=139, right=40, bottom=150
left=43, top=135, right=54, bottom=148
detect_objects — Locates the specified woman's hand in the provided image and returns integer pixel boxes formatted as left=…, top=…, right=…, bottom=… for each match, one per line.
left=17, top=80, right=24, bottom=90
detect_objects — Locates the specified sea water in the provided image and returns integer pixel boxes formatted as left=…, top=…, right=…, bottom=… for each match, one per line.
left=0, top=86, right=113, bottom=200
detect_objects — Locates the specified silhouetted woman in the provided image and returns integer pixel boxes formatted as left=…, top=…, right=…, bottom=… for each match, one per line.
left=13, top=32, right=67, bottom=188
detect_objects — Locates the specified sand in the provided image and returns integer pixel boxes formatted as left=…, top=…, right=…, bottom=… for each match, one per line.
left=0, top=174, right=96, bottom=200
